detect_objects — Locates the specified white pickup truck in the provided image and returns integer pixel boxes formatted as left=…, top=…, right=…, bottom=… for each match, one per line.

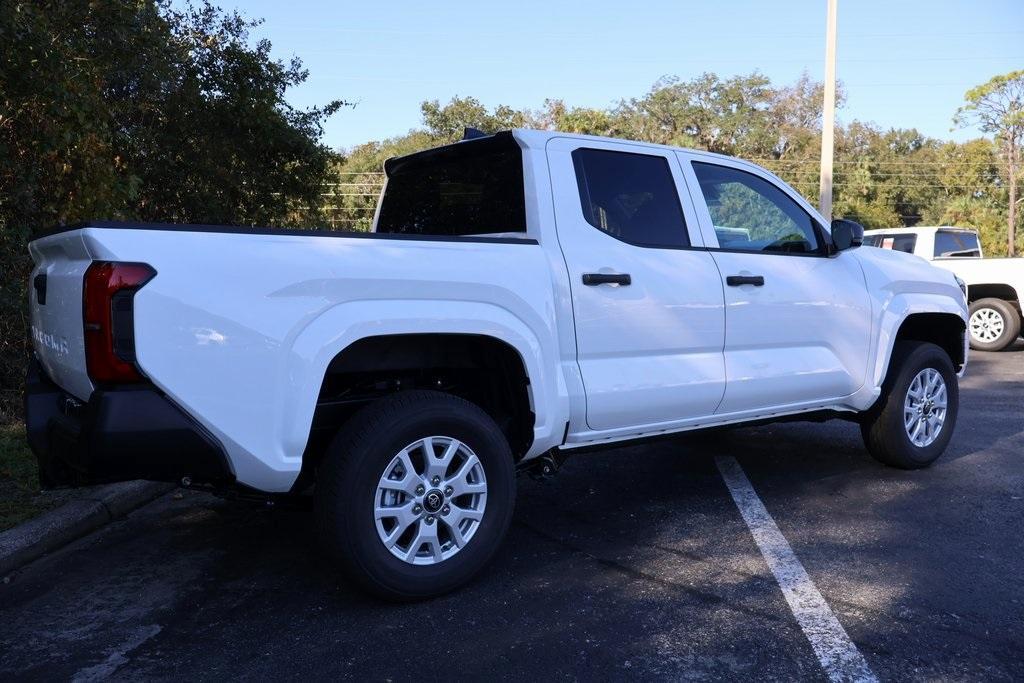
left=26, top=130, right=968, bottom=598
left=863, top=226, right=1023, bottom=351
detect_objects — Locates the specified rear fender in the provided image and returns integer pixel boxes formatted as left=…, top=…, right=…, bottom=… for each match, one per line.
left=282, top=299, right=568, bottom=478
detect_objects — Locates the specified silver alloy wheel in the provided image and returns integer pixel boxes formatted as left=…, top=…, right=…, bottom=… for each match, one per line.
left=903, top=368, right=948, bottom=448
left=374, top=436, right=487, bottom=565
left=969, top=307, right=1005, bottom=343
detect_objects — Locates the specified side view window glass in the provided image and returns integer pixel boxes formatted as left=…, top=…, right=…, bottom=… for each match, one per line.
left=572, top=148, right=689, bottom=248
left=691, top=162, right=821, bottom=254
left=867, top=234, right=918, bottom=254
left=934, top=231, right=981, bottom=258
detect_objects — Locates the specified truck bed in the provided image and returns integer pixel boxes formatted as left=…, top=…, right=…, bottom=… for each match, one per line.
left=27, top=221, right=554, bottom=491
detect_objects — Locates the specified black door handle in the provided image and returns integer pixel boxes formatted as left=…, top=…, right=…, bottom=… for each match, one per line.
left=726, top=275, right=765, bottom=287
left=582, top=273, right=631, bottom=286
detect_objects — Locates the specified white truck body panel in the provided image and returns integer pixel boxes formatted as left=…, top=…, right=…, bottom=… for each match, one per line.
left=54, top=227, right=565, bottom=492
left=863, top=225, right=1024, bottom=298
left=677, top=151, right=873, bottom=415
left=27, top=130, right=969, bottom=493
left=546, top=136, right=727, bottom=431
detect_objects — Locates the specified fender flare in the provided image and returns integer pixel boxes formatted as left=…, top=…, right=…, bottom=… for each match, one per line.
left=862, top=291, right=968, bottom=408
left=278, top=298, right=569, bottom=469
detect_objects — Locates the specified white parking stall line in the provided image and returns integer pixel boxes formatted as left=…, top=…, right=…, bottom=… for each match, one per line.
left=715, top=456, right=878, bottom=683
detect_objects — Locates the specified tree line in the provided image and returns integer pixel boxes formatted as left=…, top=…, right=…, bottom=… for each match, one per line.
left=0, top=0, right=344, bottom=419
left=336, top=71, right=1023, bottom=260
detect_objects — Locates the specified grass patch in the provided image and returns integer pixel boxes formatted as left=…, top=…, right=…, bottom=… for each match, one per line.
left=0, top=423, right=57, bottom=531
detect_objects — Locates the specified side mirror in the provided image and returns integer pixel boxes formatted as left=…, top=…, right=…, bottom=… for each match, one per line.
left=830, top=218, right=864, bottom=253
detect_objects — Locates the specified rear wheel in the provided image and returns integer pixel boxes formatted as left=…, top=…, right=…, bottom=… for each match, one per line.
left=315, top=390, right=515, bottom=600
left=860, top=341, right=959, bottom=469
left=968, top=298, right=1020, bottom=351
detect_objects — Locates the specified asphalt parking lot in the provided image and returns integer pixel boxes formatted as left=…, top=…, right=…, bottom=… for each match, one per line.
left=2, top=342, right=1022, bottom=681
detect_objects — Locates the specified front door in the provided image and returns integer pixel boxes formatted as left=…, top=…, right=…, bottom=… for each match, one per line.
left=547, top=138, right=726, bottom=432
left=681, top=155, right=872, bottom=415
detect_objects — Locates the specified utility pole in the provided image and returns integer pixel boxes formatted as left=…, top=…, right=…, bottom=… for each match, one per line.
left=819, top=0, right=838, bottom=220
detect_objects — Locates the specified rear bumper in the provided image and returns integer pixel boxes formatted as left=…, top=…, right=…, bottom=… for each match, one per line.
left=24, top=358, right=233, bottom=488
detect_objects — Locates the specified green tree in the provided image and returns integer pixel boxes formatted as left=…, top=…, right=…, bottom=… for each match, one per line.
left=612, top=73, right=777, bottom=155
left=539, top=99, right=621, bottom=137
left=332, top=71, right=1020, bottom=243
left=0, top=0, right=344, bottom=420
left=955, top=70, right=1024, bottom=256
left=420, top=96, right=534, bottom=140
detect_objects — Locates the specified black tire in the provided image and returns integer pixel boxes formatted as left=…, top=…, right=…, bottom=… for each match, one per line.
left=860, top=341, right=959, bottom=469
left=968, top=298, right=1021, bottom=352
left=314, top=390, right=515, bottom=601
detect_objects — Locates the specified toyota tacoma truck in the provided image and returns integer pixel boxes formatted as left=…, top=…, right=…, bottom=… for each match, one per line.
left=863, top=226, right=1023, bottom=351
left=26, top=130, right=968, bottom=599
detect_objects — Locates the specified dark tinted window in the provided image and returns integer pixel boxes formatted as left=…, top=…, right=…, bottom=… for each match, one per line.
left=376, top=134, right=525, bottom=236
left=934, top=230, right=981, bottom=258
left=866, top=233, right=918, bottom=253
left=571, top=148, right=689, bottom=248
left=692, top=162, right=822, bottom=254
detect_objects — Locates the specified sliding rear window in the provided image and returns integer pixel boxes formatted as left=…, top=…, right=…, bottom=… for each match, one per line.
left=376, top=133, right=526, bottom=237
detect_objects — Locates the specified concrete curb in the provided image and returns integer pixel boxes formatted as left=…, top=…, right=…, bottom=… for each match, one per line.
left=0, top=481, right=175, bottom=577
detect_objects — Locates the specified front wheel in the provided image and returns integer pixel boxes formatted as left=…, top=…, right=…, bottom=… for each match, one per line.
left=860, top=341, right=959, bottom=469
left=315, top=390, right=516, bottom=600
left=968, top=298, right=1021, bottom=351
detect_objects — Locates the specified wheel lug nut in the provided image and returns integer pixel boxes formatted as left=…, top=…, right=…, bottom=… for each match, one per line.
left=431, top=476, right=441, bottom=485
left=442, top=505, right=450, bottom=515
left=415, top=485, right=425, bottom=495
left=425, top=515, right=435, bottom=525
left=412, top=504, right=422, bottom=514
left=444, top=486, right=453, bottom=496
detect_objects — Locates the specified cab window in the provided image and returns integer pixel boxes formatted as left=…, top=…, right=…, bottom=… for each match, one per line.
left=865, top=233, right=917, bottom=254
left=934, top=231, right=981, bottom=258
left=572, top=148, right=689, bottom=248
left=692, top=162, right=822, bottom=255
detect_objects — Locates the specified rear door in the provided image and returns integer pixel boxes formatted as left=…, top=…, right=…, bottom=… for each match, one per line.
left=27, top=231, right=95, bottom=400
left=680, top=154, right=872, bottom=415
left=547, top=138, right=726, bottom=432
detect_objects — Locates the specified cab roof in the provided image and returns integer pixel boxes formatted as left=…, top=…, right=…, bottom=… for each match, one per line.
left=384, top=128, right=775, bottom=181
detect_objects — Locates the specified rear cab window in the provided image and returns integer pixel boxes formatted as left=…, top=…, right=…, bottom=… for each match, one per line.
left=934, top=230, right=981, bottom=258
left=376, top=132, right=526, bottom=237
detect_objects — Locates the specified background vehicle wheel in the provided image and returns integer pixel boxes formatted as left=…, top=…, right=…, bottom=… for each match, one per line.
left=860, top=341, right=959, bottom=469
left=968, top=298, right=1021, bottom=351
left=315, top=390, right=516, bottom=601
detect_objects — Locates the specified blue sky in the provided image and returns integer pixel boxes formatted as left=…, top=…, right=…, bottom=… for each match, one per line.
left=231, top=0, right=1023, bottom=151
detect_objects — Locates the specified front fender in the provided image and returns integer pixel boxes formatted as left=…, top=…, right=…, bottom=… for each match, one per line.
left=873, top=293, right=967, bottom=386
left=844, top=248, right=968, bottom=412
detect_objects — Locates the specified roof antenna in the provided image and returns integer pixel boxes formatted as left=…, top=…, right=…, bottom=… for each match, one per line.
left=462, top=127, right=489, bottom=140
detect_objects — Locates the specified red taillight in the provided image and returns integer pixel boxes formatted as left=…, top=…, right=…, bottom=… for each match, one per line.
left=83, top=261, right=156, bottom=383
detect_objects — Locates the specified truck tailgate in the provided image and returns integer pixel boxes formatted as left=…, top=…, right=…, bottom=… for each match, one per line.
left=27, top=230, right=94, bottom=401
